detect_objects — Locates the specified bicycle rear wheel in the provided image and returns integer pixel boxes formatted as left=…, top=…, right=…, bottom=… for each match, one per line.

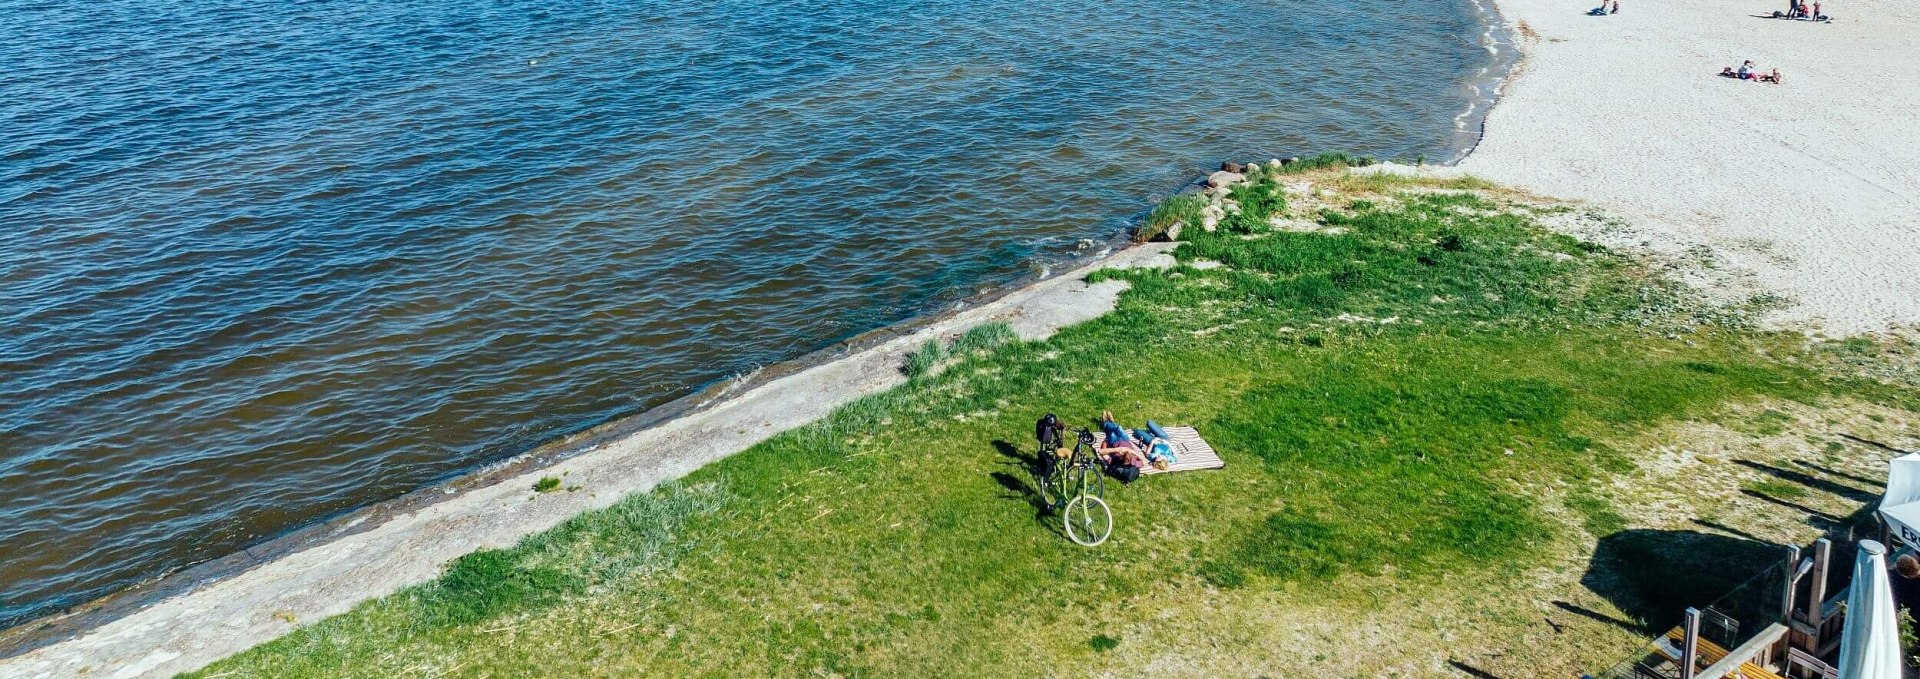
left=1063, top=495, right=1113, bottom=547
left=1036, top=462, right=1066, bottom=510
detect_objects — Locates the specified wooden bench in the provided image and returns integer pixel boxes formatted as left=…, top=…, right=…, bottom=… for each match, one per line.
left=1659, top=626, right=1788, bottom=679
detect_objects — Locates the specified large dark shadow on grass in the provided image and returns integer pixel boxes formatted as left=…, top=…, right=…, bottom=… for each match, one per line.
left=1581, top=529, right=1787, bottom=635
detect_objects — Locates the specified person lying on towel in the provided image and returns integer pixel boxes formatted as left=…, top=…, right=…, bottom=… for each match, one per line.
left=1098, top=411, right=1179, bottom=472
left=1097, top=411, right=1148, bottom=471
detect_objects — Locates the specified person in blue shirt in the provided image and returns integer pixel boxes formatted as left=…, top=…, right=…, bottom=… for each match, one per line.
left=1096, top=410, right=1147, bottom=468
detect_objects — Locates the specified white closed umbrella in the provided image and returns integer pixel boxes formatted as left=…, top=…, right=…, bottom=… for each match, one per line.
left=1880, top=453, right=1920, bottom=546
left=1837, top=539, right=1903, bottom=679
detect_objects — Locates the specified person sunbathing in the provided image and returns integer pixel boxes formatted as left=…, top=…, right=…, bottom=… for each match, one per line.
left=1096, top=411, right=1148, bottom=469
left=1720, top=63, right=1784, bottom=84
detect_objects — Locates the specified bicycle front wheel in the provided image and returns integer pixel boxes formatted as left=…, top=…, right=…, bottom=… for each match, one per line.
left=1063, top=495, right=1113, bottom=547
left=1070, top=463, right=1105, bottom=501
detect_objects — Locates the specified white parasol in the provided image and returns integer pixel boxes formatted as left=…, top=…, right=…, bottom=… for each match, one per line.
left=1836, top=539, right=1903, bottom=679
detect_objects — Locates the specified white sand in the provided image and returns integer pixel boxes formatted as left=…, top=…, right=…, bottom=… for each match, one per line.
left=1459, top=0, right=1920, bottom=335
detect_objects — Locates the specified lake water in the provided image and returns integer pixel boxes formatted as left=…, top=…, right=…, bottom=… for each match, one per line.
left=0, top=0, right=1500, bottom=627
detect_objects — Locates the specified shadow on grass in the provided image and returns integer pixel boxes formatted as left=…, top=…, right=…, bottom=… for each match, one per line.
left=1581, top=529, right=1787, bottom=634
left=1792, top=459, right=1881, bottom=489
left=1552, top=600, right=1641, bottom=634
left=1447, top=659, right=1505, bottom=678
left=1731, top=459, right=1877, bottom=503
left=991, top=439, right=1032, bottom=467
left=1739, top=489, right=1842, bottom=527
left=989, top=471, right=1049, bottom=516
left=988, top=439, right=1068, bottom=541
left=1691, top=517, right=1766, bottom=543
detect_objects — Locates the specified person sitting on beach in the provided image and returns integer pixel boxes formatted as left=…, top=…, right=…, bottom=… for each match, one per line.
left=1759, top=68, right=1784, bottom=84
left=1737, top=60, right=1757, bottom=80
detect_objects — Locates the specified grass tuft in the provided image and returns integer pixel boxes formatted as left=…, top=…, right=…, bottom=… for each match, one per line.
left=951, top=322, right=1018, bottom=355
left=1743, top=478, right=1810, bottom=501
left=1274, top=151, right=1377, bottom=174
left=903, top=338, right=945, bottom=379
left=1137, top=194, right=1206, bottom=242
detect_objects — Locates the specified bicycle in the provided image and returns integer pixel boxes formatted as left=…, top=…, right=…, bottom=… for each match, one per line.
left=1037, top=426, right=1112, bottom=546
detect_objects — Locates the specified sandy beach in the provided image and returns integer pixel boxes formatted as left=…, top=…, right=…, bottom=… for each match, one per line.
left=7, top=1, right=1920, bottom=676
left=1460, top=0, right=1920, bottom=335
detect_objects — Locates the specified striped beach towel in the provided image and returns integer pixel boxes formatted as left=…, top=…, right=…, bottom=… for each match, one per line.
left=1091, top=426, right=1225, bottom=475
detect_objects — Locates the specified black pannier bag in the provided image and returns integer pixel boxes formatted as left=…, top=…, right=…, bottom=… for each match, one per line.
left=1035, top=413, right=1064, bottom=476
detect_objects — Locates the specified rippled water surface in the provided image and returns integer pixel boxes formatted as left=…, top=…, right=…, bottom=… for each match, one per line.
left=0, top=0, right=1493, bottom=626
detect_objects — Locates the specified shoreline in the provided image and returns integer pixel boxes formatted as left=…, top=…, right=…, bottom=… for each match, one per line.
left=0, top=0, right=1603, bottom=672
left=0, top=230, right=1145, bottom=660
left=1445, top=0, right=1521, bottom=165
left=0, top=240, right=1178, bottom=677
left=1, top=0, right=1515, bottom=648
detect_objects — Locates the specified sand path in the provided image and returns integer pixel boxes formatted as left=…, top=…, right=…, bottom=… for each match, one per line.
left=1459, top=0, right=1920, bottom=335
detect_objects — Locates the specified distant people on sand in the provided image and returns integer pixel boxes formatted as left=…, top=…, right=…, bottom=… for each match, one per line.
left=1775, top=0, right=1831, bottom=21
left=1588, top=0, right=1619, bottom=15
left=1721, top=61, right=1784, bottom=84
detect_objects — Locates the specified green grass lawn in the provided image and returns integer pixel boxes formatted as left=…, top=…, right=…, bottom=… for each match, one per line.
left=187, top=165, right=1916, bottom=678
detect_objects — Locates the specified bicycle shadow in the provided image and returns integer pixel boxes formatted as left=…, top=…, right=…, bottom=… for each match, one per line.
left=990, top=440, right=1064, bottom=530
